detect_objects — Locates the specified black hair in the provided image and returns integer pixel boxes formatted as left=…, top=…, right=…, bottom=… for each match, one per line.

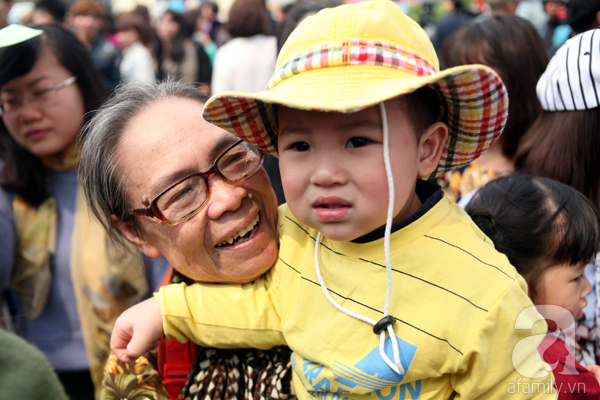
left=440, top=15, right=547, bottom=159
left=154, top=9, right=193, bottom=71
left=400, top=87, right=443, bottom=139
left=225, top=0, right=271, bottom=38
left=276, top=1, right=340, bottom=53
left=0, top=24, right=107, bottom=206
left=515, top=110, right=600, bottom=213
left=465, top=174, right=600, bottom=297
left=34, top=0, right=67, bottom=23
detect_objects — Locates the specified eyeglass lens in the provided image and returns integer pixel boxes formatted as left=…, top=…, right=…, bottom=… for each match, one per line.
left=1, top=77, right=75, bottom=115
left=156, top=141, right=262, bottom=223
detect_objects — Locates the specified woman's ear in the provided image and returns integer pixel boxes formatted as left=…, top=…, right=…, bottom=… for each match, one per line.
left=110, top=215, right=161, bottom=258
left=417, top=121, right=448, bottom=179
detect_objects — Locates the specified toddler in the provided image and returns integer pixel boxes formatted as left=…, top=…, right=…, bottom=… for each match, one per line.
left=466, top=174, right=600, bottom=399
left=112, top=2, right=555, bottom=399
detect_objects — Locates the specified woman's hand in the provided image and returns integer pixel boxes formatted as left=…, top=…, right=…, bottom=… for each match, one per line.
left=111, top=297, right=164, bottom=363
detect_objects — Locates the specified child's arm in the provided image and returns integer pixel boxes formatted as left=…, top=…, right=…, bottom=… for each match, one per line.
left=156, top=279, right=286, bottom=349
left=451, top=277, right=555, bottom=399
left=586, top=364, right=600, bottom=384
left=111, top=297, right=164, bottom=363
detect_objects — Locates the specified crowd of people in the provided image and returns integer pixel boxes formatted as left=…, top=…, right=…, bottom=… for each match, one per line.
left=0, top=0, right=599, bottom=399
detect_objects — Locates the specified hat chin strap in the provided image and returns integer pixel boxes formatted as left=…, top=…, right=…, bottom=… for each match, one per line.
left=313, top=102, right=405, bottom=376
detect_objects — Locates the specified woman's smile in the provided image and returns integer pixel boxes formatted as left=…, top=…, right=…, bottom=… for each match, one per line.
left=216, top=213, right=260, bottom=247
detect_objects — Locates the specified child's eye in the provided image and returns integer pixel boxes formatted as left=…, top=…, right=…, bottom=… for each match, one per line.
left=574, top=274, right=584, bottom=282
left=347, top=137, right=371, bottom=148
left=291, top=142, right=310, bottom=152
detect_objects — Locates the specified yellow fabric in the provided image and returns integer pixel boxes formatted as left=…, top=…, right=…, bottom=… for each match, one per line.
left=11, top=141, right=82, bottom=320
left=12, top=183, right=149, bottom=398
left=71, top=189, right=149, bottom=396
left=12, top=196, right=56, bottom=320
left=157, top=199, right=555, bottom=400
left=40, top=140, right=81, bottom=171
left=201, top=0, right=509, bottom=180
left=437, top=160, right=508, bottom=203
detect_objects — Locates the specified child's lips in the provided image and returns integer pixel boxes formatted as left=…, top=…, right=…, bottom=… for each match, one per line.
left=312, top=197, right=352, bottom=221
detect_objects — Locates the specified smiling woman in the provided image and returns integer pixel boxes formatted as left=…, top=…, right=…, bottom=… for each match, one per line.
left=80, top=82, right=279, bottom=284
left=78, top=80, right=291, bottom=399
left=0, top=24, right=169, bottom=399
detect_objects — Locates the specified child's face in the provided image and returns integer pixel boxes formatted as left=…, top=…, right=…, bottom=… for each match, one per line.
left=533, top=262, right=591, bottom=324
left=277, top=99, right=444, bottom=241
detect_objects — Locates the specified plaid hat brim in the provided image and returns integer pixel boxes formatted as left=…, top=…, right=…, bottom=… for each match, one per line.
left=203, top=63, right=508, bottom=179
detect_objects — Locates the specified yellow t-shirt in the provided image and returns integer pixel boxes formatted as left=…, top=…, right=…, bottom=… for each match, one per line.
left=157, top=195, right=554, bottom=400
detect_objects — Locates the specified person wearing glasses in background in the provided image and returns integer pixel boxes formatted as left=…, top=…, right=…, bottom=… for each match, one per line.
left=0, top=24, right=169, bottom=400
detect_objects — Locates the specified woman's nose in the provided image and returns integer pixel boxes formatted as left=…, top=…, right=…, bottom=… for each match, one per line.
left=309, top=154, right=348, bottom=187
left=18, top=97, right=44, bottom=122
left=204, top=175, right=248, bottom=220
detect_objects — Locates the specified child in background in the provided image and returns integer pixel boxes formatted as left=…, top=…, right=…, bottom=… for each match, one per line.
left=465, top=174, right=600, bottom=399
left=111, top=2, right=555, bottom=399
left=114, top=11, right=156, bottom=83
left=515, top=28, right=600, bottom=367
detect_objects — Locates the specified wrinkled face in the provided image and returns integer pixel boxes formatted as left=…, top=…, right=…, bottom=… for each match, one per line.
left=71, top=14, right=104, bottom=44
left=117, top=97, right=279, bottom=283
left=0, top=49, right=85, bottom=157
left=277, top=100, right=427, bottom=242
left=534, top=262, right=591, bottom=324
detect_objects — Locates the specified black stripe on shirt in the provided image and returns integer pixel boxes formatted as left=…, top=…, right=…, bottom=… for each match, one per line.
left=286, top=265, right=465, bottom=355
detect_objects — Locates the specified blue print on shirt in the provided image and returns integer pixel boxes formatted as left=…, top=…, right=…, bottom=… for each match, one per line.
left=294, top=336, right=420, bottom=399
left=333, top=336, right=417, bottom=390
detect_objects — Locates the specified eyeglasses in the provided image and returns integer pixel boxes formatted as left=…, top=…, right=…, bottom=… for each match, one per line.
left=130, top=139, right=264, bottom=225
left=0, top=76, right=77, bottom=117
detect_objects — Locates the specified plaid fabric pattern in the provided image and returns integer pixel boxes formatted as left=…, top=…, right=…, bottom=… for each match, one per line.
left=205, top=97, right=278, bottom=155
left=203, top=66, right=508, bottom=179
left=202, top=0, right=509, bottom=178
left=267, top=39, right=438, bottom=90
left=430, top=68, right=508, bottom=178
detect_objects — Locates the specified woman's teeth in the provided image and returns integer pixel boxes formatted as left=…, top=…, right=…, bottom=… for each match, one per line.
left=216, top=214, right=260, bottom=247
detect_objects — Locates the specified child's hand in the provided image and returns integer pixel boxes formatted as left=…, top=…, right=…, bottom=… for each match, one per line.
left=111, top=297, right=164, bottom=363
left=586, top=364, right=600, bottom=384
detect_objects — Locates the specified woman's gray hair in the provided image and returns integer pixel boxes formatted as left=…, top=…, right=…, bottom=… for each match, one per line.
left=79, top=80, right=209, bottom=243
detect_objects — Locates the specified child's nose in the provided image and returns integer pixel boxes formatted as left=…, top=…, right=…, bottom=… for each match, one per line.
left=582, top=274, right=592, bottom=298
left=310, top=154, right=348, bottom=186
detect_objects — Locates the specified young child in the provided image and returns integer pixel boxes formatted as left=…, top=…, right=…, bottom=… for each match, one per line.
left=112, top=2, right=556, bottom=398
left=465, top=175, right=600, bottom=399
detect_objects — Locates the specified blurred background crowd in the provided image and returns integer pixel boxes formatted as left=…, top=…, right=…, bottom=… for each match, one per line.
left=3, top=0, right=597, bottom=93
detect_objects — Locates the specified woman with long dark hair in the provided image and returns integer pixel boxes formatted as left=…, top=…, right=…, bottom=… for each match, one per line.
left=155, top=9, right=211, bottom=92
left=0, top=24, right=168, bottom=399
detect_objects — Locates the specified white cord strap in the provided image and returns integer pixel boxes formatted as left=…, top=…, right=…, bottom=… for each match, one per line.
left=312, top=102, right=404, bottom=376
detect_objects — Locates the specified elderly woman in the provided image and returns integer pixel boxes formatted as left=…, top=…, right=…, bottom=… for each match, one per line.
left=79, top=80, right=291, bottom=399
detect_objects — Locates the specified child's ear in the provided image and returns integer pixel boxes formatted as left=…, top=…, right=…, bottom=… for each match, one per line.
left=417, top=122, right=448, bottom=178
left=110, top=215, right=162, bottom=258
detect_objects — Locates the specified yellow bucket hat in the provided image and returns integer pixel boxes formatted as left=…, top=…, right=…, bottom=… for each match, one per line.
left=202, top=0, right=509, bottom=178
